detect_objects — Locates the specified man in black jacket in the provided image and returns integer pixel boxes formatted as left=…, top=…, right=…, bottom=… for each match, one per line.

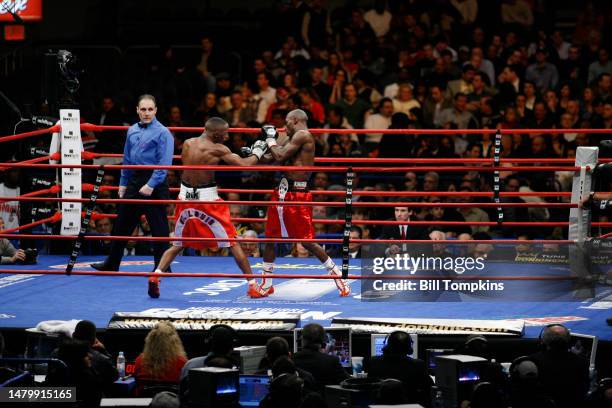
left=256, top=337, right=317, bottom=393
left=293, top=323, right=349, bottom=394
left=379, top=205, right=427, bottom=256
left=72, top=320, right=119, bottom=395
left=365, top=331, right=432, bottom=406
left=529, top=324, right=589, bottom=408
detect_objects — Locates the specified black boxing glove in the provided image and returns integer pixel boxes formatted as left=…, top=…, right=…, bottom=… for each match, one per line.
left=239, top=140, right=267, bottom=160
left=261, top=125, right=278, bottom=148
left=239, top=147, right=253, bottom=158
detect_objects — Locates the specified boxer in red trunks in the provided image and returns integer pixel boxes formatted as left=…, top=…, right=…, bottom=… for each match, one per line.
left=150, top=117, right=269, bottom=298
left=257, top=109, right=351, bottom=297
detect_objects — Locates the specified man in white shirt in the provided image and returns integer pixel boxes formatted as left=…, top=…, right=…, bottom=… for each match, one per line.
left=255, top=72, right=277, bottom=124
left=363, top=0, right=392, bottom=38
left=364, top=97, right=394, bottom=146
left=0, top=167, right=20, bottom=231
left=392, top=83, right=421, bottom=115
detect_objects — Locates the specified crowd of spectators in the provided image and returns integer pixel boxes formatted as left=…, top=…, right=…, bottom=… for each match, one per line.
left=1, top=322, right=610, bottom=407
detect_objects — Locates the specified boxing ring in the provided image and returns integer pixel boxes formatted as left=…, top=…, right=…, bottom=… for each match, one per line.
left=0, top=116, right=611, bottom=340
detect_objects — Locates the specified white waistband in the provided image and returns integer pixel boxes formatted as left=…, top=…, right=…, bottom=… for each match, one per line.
left=179, top=184, right=219, bottom=201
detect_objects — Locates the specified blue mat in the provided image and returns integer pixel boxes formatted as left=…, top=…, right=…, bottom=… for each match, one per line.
left=0, top=256, right=610, bottom=340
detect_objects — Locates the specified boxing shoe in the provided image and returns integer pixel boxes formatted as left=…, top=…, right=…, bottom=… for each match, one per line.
left=90, top=261, right=116, bottom=271
left=247, top=282, right=274, bottom=298
left=148, top=276, right=160, bottom=298
left=329, top=267, right=351, bottom=297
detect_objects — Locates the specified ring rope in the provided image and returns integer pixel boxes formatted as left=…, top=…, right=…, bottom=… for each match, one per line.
left=76, top=123, right=612, bottom=136
left=0, top=196, right=579, bottom=207
left=0, top=162, right=589, bottom=172
left=0, top=233, right=575, bottom=244
left=0, top=269, right=582, bottom=281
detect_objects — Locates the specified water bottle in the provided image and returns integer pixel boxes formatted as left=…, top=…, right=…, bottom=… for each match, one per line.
left=589, top=363, right=598, bottom=393
left=431, top=385, right=444, bottom=408
left=117, top=351, right=126, bottom=378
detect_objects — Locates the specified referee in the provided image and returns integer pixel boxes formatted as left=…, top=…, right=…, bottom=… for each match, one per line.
left=91, top=94, right=173, bottom=272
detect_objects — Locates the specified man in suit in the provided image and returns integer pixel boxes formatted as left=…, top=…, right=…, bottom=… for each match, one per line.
left=293, top=323, right=349, bottom=394
left=529, top=324, right=589, bottom=408
left=380, top=205, right=427, bottom=256
left=94, top=96, right=125, bottom=156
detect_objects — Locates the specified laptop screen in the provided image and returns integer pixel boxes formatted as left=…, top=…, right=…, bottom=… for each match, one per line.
left=239, top=375, right=270, bottom=407
left=570, top=333, right=598, bottom=366
left=370, top=333, right=418, bottom=359
left=293, top=327, right=352, bottom=367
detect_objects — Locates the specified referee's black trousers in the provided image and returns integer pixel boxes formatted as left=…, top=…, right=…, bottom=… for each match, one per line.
left=101, top=172, right=170, bottom=271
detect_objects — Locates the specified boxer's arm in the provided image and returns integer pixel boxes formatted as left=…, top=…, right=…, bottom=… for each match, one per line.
left=219, top=145, right=259, bottom=166
left=268, top=131, right=308, bottom=163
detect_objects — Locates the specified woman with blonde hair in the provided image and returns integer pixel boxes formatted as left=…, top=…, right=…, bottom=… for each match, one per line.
left=134, top=321, right=187, bottom=394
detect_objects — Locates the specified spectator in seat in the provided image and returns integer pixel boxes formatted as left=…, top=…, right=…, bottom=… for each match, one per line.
left=256, top=337, right=317, bottom=392
left=94, top=96, right=125, bottom=156
left=334, top=83, right=370, bottom=129
left=529, top=324, right=589, bottom=408
left=72, top=320, right=118, bottom=395
left=0, top=238, right=25, bottom=264
left=525, top=48, right=559, bottom=94
left=423, top=85, right=452, bottom=127
left=448, top=64, right=476, bottom=99
left=392, top=83, right=421, bottom=116
left=436, top=93, right=478, bottom=129
left=293, top=323, right=349, bottom=394
left=134, top=322, right=187, bottom=395
left=365, top=331, right=432, bottom=407
left=588, top=49, right=612, bottom=85
left=179, top=325, right=240, bottom=405
left=47, top=339, right=103, bottom=407
left=364, top=97, right=393, bottom=150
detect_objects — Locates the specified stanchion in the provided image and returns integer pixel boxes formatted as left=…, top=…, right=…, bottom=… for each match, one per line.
left=65, top=166, right=104, bottom=275
left=341, top=167, right=354, bottom=280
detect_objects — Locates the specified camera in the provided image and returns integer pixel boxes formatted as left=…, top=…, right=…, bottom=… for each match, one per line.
left=18, top=248, right=38, bottom=265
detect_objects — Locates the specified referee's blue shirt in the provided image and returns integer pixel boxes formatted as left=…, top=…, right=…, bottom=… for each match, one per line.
left=119, top=117, right=174, bottom=189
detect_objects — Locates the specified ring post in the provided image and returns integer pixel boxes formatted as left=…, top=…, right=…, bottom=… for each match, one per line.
left=341, top=167, right=355, bottom=279
left=66, top=166, right=105, bottom=275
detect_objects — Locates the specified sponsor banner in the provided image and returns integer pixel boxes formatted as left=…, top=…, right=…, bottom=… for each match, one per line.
left=331, top=317, right=524, bottom=336
left=59, top=109, right=82, bottom=236
left=108, top=308, right=301, bottom=331
left=359, top=242, right=611, bottom=302
left=0, top=0, right=43, bottom=22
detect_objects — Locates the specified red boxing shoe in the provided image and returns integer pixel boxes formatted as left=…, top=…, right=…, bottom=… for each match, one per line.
left=247, top=283, right=275, bottom=298
left=329, top=267, right=351, bottom=297
left=148, top=277, right=160, bottom=298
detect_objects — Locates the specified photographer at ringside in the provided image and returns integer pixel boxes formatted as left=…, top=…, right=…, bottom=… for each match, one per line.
left=0, top=238, right=29, bottom=264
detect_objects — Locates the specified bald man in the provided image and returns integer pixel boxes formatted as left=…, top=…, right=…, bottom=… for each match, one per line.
left=256, top=109, right=350, bottom=297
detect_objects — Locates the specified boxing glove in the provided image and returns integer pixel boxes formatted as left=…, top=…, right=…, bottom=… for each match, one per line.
left=239, top=147, right=253, bottom=158
left=250, top=140, right=268, bottom=160
left=261, top=125, right=278, bottom=147
left=239, top=140, right=267, bottom=160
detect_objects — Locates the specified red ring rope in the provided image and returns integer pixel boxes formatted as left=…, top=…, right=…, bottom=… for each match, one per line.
left=0, top=269, right=580, bottom=281
left=0, top=196, right=579, bottom=207
left=0, top=233, right=574, bottom=244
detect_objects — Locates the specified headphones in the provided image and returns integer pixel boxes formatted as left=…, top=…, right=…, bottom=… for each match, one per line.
left=269, top=372, right=304, bottom=394
left=205, top=324, right=239, bottom=348
left=509, top=356, right=538, bottom=380
left=538, top=324, right=570, bottom=350
left=382, top=331, right=414, bottom=356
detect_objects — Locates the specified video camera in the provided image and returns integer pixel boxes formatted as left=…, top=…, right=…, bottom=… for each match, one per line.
left=17, top=248, right=38, bottom=265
